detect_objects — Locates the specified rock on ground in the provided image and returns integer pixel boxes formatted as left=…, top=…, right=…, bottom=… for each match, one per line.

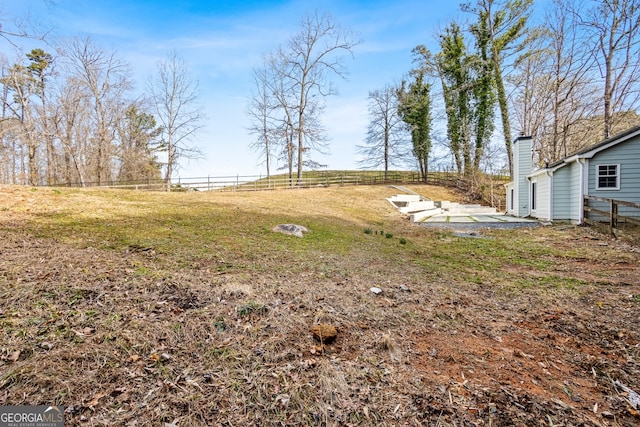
left=272, top=224, right=308, bottom=237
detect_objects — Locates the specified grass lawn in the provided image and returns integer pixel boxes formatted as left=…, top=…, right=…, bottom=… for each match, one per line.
left=1, top=184, right=639, bottom=426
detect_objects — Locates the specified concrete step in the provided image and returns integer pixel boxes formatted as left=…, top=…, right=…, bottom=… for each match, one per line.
left=410, top=208, right=443, bottom=222
left=399, top=200, right=436, bottom=214
left=388, top=194, right=422, bottom=203
left=389, top=195, right=499, bottom=220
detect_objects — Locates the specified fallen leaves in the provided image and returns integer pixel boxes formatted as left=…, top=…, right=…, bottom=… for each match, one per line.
left=84, top=392, right=106, bottom=409
left=148, top=352, right=171, bottom=363
left=72, top=327, right=95, bottom=336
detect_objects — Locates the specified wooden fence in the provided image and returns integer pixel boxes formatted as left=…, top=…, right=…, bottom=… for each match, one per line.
left=50, top=172, right=427, bottom=192
left=583, top=195, right=640, bottom=238
left=48, top=171, right=509, bottom=209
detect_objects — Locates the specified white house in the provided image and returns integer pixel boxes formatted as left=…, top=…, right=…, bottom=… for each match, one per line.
left=505, top=125, right=640, bottom=223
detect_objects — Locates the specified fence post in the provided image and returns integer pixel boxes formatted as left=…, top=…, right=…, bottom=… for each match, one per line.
left=610, top=199, right=618, bottom=234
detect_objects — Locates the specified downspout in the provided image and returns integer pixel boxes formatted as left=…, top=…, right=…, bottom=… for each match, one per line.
left=526, top=176, right=531, bottom=218
left=546, top=169, right=554, bottom=221
left=577, top=158, right=587, bottom=224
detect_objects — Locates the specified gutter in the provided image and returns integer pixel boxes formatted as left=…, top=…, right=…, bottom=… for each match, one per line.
left=578, top=158, right=587, bottom=224
left=547, top=168, right=554, bottom=221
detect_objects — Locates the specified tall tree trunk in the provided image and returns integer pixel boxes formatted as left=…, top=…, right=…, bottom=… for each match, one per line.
left=603, top=53, right=613, bottom=139
left=493, top=58, right=513, bottom=176
left=384, top=122, right=389, bottom=181
left=28, top=141, right=37, bottom=186
left=296, top=87, right=305, bottom=186
left=165, top=142, right=174, bottom=192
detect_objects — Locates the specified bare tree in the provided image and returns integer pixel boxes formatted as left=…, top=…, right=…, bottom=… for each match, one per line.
left=63, top=36, right=132, bottom=185
left=0, top=60, right=40, bottom=185
left=0, top=57, right=14, bottom=183
left=51, top=75, right=91, bottom=186
left=509, top=35, right=554, bottom=160
left=572, top=0, right=640, bottom=138
left=0, top=49, right=62, bottom=186
left=148, top=51, right=204, bottom=191
left=0, top=4, right=53, bottom=185
left=246, top=64, right=279, bottom=182
left=26, top=48, right=56, bottom=183
left=510, top=0, right=639, bottom=164
left=511, top=0, right=599, bottom=165
left=356, top=84, right=409, bottom=179
left=0, top=1, right=52, bottom=47
left=248, top=29, right=340, bottom=186
left=0, top=22, right=164, bottom=187
left=266, top=53, right=299, bottom=183
left=275, top=12, right=359, bottom=184
left=542, top=1, right=599, bottom=161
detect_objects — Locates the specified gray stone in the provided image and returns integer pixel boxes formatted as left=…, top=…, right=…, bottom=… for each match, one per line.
left=272, top=224, right=308, bottom=237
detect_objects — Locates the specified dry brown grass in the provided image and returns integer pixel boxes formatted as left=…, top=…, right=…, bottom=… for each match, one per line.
left=1, top=184, right=639, bottom=426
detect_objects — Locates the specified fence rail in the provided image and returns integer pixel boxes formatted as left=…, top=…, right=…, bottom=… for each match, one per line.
left=583, top=195, right=640, bottom=237
left=50, top=173, right=428, bottom=192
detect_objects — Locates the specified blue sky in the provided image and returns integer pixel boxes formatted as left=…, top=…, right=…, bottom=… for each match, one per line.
left=4, top=0, right=503, bottom=178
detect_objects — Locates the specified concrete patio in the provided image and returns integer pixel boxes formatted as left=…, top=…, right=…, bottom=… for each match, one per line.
left=386, top=188, right=541, bottom=228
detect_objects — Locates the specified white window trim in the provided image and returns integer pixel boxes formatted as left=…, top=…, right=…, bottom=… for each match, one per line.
left=596, top=163, right=620, bottom=190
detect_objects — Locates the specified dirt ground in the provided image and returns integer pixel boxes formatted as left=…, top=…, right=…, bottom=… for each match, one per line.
left=1, top=185, right=639, bottom=426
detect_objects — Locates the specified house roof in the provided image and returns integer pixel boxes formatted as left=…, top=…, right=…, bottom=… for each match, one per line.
left=547, top=123, right=640, bottom=168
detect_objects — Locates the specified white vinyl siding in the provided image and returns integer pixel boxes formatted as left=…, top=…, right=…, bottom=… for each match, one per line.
left=530, top=174, right=551, bottom=221
left=552, top=163, right=581, bottom=221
